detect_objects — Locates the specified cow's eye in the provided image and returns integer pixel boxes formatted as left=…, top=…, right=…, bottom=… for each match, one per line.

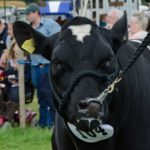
left=104, top=60, right=111, bottom=68
left=53, top=60, right=63, bottom=71
left=98, top=58, right=112, bottom=69
left=52, top=59, right=70, bottom=73
left=102, top=58, right=116, bottom=74
left=97, top=57, right=115, bottom=74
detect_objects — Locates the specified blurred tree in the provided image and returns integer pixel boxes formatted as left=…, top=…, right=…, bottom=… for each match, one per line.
left=145, top=0, right=150, bottom=2
left=21, top=0, right=48, bottom=5
left=142, top=0, right=148, bottom=5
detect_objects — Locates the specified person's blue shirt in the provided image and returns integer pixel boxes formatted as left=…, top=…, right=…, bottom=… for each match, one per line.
left=30, top=17, right=61, bottom=66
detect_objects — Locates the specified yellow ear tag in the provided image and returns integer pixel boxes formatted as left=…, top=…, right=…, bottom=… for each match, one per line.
left=21, top=39, right=35, bottom=53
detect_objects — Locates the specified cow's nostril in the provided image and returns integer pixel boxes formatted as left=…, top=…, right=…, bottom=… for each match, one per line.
left=78, top=101, right=88, bottom=109
left=77, top=109, right=88, bottom=119
left=87, top=102, right=100, bottom=117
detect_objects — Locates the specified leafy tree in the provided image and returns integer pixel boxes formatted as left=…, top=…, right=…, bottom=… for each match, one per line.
left=141, top=0, right=148, bottom=5
left=18, top=0, right=47, bottom=4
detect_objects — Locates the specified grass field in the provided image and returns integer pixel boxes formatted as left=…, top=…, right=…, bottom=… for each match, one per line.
left=0, top=95, right=52, bottom=150
left=0, top=127, right=52, bottom=150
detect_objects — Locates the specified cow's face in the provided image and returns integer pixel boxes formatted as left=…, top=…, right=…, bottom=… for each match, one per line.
left=13, top=15, right=127, bottom=131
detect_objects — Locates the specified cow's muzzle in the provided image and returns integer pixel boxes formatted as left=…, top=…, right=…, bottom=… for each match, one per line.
left=50, top=71, right=117, bottom=127
left=76, top=99, right=106, bottom=131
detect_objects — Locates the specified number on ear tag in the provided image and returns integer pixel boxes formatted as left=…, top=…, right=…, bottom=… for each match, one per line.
left=21, top=39, right=35, bottom=53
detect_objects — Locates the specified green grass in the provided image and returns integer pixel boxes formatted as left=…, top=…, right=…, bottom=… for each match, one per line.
left=0, top=127, right=52, bottom=150
left=27, top=94, right=39, bottom=115
left=0, top=94, right=52, bottom=150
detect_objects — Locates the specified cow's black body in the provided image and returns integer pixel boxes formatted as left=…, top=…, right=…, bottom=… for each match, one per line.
left=51, top=40, right=150, bottom=150
left=13, top=15, right=150, bottom=150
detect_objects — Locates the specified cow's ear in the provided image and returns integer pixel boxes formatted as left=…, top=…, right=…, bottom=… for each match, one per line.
left=111, top=12, right=128, bottom=53
left=13, top=21, right=59, bottom=60
left=13, top=21, right=46, bottom=54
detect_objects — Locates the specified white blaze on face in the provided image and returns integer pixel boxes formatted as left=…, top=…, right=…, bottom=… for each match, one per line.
left=68, top=24, right=92, bottom=42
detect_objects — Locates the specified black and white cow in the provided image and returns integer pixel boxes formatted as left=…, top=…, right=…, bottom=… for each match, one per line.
left=13, top=14, right=150, bottom=150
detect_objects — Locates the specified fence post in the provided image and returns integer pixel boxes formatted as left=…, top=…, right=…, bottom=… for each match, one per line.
left=18, top=51, right=25, bottom=128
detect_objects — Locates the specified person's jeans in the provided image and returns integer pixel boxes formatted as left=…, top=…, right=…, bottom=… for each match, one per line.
left=31, top=64, right=55, bottom=128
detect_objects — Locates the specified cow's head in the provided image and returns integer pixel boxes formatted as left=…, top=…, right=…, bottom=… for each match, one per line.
left=13, top=14, right=127, bottom=132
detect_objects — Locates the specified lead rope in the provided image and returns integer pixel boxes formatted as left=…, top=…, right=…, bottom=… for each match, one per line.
left=59, top=72, right=110, bottom=113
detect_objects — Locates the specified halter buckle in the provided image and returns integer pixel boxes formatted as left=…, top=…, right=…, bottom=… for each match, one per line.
left=106, top=77, right=122, bottom=94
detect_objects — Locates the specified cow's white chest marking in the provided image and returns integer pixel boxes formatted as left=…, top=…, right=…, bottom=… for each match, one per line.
left=68, top=24, right=92, bottom=42
left=67, top=123, right=114, bottom=143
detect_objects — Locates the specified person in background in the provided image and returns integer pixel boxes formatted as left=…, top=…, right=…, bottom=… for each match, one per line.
left=0, top=39, right=23, bottom=69
left=0, top=39, right=31, bottom=102
left=106, top=9, right=123, bottom=29
left=0, top=39, right=34, bottom=124
left=128, top=11, right=148, bottom=40
left=99, top=13, right=107, bottom=28
left=25, top=3, right=61, bottom=128
left=0, top=20, right=7, bottom=53
left=6, top=23, right=14, bottom=49
left=0, top=20, right=7, bottom=44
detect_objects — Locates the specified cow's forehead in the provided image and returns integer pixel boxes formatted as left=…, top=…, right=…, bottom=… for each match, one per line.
left=53, top=23, right=113, bottom=62
left=68, top=24, right=92, bottom=42
left=53, top=25, right=113, bottom=64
